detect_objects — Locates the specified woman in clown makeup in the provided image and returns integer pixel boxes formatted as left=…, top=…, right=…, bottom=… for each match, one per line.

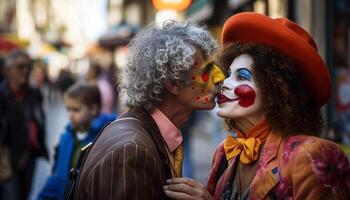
left=163, top=12, right=350, bottom=200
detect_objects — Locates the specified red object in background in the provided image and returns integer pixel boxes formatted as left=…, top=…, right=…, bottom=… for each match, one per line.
left=0, top=37, right=19, bottom=53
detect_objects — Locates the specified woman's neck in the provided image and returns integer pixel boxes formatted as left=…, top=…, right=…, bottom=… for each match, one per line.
left=235, top=114, right=265, bottom=137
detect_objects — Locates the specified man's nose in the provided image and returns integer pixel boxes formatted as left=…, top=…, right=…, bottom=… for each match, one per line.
left=210, top=64, right=225, bottom=85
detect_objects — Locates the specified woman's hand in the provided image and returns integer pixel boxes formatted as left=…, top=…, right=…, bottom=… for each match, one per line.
left=163, top=177, right=212, bottom=200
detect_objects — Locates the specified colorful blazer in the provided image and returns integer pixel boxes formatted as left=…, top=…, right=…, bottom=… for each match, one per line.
left=207, top=132, right=350, bottom=200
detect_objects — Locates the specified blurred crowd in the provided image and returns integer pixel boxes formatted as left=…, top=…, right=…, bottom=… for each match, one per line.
left=0, top=47, right=120, bottom=200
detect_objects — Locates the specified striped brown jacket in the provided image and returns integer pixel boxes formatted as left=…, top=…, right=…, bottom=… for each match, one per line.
left=74, top=108, right=173, bottom=200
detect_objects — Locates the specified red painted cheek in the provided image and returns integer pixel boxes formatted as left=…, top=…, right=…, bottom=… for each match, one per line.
left=234, top=84, right=256, bottom=107
left=201, top=72, right=209, bottom=82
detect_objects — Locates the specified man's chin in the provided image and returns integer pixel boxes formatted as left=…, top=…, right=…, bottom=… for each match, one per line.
left=200, top=101, right=215, bottom=110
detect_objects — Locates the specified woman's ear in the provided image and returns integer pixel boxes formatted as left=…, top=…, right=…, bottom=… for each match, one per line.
left=164, top=80, right=180, bottom=95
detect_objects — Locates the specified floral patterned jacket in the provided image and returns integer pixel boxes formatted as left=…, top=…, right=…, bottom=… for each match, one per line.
left=207, top=132, right=350, bottom=200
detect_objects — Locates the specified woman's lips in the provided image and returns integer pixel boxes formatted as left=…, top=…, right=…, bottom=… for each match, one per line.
left=216, top=93, right=238, bottom=104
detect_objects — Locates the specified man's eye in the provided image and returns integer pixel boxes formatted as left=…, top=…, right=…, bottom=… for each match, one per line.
left=201, top=71, right=209, bottom=82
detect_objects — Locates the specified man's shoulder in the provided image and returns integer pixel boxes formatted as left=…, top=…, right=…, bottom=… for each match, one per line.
left=88, top=116, right=158, bottom=156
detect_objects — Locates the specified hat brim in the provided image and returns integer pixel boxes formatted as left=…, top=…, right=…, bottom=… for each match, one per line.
left=222, top=12, right=331, bottom=107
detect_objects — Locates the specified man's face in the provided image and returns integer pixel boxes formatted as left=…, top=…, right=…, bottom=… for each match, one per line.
left=216, top=54, right=264, bottom=120
left=64, top=96, right=97, bottom=132
left=6, top=56, right=32, bottom=87
left=179, top=49, right=225, bottom=110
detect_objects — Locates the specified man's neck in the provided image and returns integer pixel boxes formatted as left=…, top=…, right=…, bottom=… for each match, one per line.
left=156, top=102, right=192, bottom=129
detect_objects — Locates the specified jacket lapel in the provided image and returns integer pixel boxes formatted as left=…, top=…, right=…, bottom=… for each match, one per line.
left=249, top=132, right=283, bottom=199
left=121, top=108, right=172, bottom=177
left=213, top=156, right=238, bottom=199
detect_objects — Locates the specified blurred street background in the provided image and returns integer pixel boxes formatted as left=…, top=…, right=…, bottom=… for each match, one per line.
left=1, top=0, right=350, bottom=199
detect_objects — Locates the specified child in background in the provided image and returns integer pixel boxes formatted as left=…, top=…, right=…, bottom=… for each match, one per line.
left=37, top=81, right=116, bottom=200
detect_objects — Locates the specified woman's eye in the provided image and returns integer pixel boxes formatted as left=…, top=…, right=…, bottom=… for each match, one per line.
left=237, top=68, right=252, bottom=81
left=237, top=75, right=243, bottom=80
left=237, top=74, right=248, bottom=80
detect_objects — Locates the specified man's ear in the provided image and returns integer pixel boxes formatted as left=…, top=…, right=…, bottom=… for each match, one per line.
left=164, top=79, right=180, bottom=95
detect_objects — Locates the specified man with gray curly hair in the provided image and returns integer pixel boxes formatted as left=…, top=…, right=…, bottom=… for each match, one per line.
left=73, top=20, right=225, bottom=200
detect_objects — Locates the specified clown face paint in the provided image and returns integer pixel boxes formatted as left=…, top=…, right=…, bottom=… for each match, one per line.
left=216, top=54, right=264, bottom=121
left=179, top=49, right=225, bottom=110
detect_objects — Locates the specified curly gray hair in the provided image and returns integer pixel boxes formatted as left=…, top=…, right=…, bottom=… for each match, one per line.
left=122, top=20, right=218, bottom=110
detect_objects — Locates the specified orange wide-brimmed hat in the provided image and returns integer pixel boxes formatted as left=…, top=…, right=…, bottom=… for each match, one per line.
left=221, top=12, right=331, bottom=107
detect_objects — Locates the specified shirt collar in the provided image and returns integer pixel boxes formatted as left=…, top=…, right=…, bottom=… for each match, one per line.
left=151, top=107, right=182, bottom=152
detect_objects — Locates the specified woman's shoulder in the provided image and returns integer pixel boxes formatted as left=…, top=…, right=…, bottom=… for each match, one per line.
left=278, top=135, right=350, bottom=198
left=283, top=134, right=343, bottom=154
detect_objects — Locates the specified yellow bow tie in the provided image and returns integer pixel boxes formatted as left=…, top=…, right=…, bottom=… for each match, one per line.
left=224, top=136, right=261, bottom=164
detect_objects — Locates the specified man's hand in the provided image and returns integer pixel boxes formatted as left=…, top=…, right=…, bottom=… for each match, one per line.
left=163, top=177, right=212, bottom=200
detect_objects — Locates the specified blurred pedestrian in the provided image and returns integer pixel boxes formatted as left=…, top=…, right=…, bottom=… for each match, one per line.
left=86, top=61, right=115, bottom=114
left=37, top=81, right=116, bottom=200
left=55, top=69, right=75, bottom=95
left=0, top=56, right=4, bottom=83
left=72, top=20, right=225, bottom=199
left=0, top=49, right=48, bottom=200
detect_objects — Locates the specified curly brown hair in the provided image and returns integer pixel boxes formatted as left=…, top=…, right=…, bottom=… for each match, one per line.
left=217, top=42, right=323, bottom=136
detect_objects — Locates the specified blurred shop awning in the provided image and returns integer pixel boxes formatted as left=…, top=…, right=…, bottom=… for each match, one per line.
left=98, top=21, right=139, bottom=50
left=185, top=0, right=214, bottom=22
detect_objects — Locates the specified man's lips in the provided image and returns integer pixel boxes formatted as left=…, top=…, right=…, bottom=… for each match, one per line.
left=216, top=93, right=238, bottom=104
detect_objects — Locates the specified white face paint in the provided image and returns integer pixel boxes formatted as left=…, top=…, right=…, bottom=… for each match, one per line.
left=216, top=54, right=264, bottom=122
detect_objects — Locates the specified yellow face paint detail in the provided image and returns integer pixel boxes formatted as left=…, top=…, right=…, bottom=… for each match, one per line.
left=192, top=61, right=225, bottom=90
left=211, top=64, right=225, bottom=85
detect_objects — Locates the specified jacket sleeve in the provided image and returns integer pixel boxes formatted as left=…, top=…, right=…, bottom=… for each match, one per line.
left=37, top=175, right=66, bottom=200
left=291, top=140, right=350, bottom=200
left=37, top=134, right=66, bottom=200
left=84, top=142, right=163, bottom=200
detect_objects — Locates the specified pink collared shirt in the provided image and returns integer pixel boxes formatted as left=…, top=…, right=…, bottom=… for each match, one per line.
left=151, top=107, right=183, bottom=152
